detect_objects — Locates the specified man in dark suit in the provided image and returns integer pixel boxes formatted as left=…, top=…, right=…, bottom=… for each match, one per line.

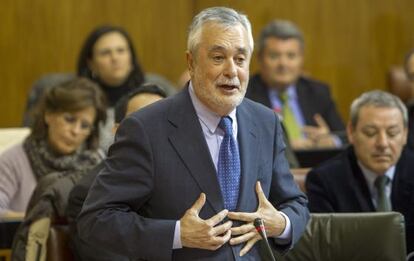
left=246, top=20, right=344, bottom=150
left=77, top=7, right=309, bottom=261
left=306, top=90, right=414, bottom=254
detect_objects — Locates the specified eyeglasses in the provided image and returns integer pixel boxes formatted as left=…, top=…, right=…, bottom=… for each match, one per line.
left=61, top=113, right=94, bottom=133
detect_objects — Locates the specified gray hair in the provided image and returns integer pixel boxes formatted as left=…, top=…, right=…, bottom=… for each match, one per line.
left=257, top=20, right=304, bottom=55
left=350, top=90, right=408, bottom=128
left=187, top=7, right=254, bottom=53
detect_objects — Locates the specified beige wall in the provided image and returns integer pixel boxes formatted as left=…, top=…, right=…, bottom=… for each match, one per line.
left=0, top=0, right=193, bottom=126
left=1, top=0, right=414, bottom=126
left=195, top=0, right=414, bottom=121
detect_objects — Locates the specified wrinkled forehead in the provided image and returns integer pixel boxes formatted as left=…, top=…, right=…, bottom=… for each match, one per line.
left=198, top=22, right=252, bottom=53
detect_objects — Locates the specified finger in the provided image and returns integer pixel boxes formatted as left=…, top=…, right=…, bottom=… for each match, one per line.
left=231, top=223, right=254, bottom=236
left=256, top=181, right=267, bottom=203
left=206, top=209, right=229, bottom=226
left=240, top=237, right=259, bottom=256
left=211, top=220, right=233, bottom=236
left=314, top=114, right=329, bottom=129
left=190, top=193, right=206, bottom=215
left=302, top=126, right=318, bottom=135
left=228, top=211, right=257, bottom=222
left=209, top=229, right=232, bottom=250
left=230, top=231, right=256, bottom=245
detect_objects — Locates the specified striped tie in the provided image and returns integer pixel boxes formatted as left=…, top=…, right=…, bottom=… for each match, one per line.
left=279, top=91, right=301, bottom=140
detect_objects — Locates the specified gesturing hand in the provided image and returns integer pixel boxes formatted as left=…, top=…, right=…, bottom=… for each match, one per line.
left=180, top=193, right=232, bottom=250
left=227, top=182, right=286, bottom=256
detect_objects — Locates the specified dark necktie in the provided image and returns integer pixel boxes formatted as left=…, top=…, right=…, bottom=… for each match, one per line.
left=374, top=175, right=391, bottom=212
left=217, top=116, right=240, bottom=211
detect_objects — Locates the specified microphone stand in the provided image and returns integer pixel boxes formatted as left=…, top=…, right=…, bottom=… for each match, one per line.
left=254, top=218, right=276, bottom=261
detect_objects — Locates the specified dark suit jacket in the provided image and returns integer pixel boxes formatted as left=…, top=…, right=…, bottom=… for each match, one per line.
left=66, top=162, right=129, bottom=261
left=77, top=88, right=309, bottom=261
left=246, top=74, right=345, bottom=132
left=306, top=146, right=414, bottom=253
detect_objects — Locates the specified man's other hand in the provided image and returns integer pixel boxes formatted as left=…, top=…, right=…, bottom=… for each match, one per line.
left=227, top=182, right=286, bottom=256
left=180, top=193, right=232, bottom=250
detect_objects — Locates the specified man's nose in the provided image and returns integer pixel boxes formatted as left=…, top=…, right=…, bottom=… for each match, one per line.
left=375, top=132, right=389, bottom=148
left=223, top=59, right=237, bottom=78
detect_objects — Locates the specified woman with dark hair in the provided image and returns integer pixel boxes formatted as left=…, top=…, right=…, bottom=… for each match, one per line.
left=77, top=25, right=145, bottom=105
left=0, top=77, right=106, bottom=217
left=76, top=25, right=147, bottom=150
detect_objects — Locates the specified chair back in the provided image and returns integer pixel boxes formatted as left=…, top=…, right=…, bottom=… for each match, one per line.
left=279, top=212, right=407, bottom=261
left=46, top=222, right=73, bottom=261
left=0, top=128, right=30, bottom=155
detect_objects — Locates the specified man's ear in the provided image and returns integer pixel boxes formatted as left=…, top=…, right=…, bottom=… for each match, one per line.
left=186, top=51, right=195, bottom=77
left=346, top=122, right=354, bottom=145
left=402, top=127, right=408, bottom=145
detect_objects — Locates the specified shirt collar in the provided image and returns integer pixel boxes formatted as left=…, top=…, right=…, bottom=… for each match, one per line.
left=358, top=161, right=395, bottom=193
left=268, top=84, right=298, bottom=101
left=188, top=81, right=237, bottom=134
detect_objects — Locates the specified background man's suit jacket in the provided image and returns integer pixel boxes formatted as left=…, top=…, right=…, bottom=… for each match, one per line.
left=246, top=74, right=345, bottom=132
left=306, top=146, right=414, bottom=253
left=77, top=88, right=309, bottom=261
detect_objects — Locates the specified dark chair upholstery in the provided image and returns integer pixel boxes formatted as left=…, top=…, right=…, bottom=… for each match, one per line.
left=46, top=223, right=73, bottom=261
left=278, top=212, right=407, bottom=261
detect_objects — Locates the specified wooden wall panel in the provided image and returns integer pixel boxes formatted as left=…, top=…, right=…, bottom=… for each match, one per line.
left=1, top=0, right=414, bottom=126
left=195, top=0, right=414, bottom=122
left=0, top=0, right=193, bottom=127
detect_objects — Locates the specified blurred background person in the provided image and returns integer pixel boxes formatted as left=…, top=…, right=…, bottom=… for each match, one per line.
left=305, top=90, right=414, bottom=254
left=404, top=49, right=414, bottom=151
left=66, top=84, right=166, bottom=261
left=0, top=78, right=106, bottom=218
left=23, top=25, right=176, bottom=151
left=246, top=20, right=345, bottom=149
left=76, top=25, right=146, bottom=150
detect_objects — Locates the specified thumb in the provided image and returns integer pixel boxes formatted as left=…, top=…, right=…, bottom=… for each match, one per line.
left=191, top=193, right=206, bottom=215
left=256, top=181, right=268, bottom=206
left=314, top=114, right=329, bottom=130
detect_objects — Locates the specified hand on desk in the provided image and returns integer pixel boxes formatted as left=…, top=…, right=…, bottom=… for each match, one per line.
left=180, top=193, right=232, bottom=250
left=227, top=182, right=286, bottom=256
left=293, top=114, right=337, bottom=149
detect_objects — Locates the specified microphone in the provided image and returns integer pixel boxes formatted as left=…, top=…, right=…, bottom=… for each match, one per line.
left=254, top=218, right=276, bottom=261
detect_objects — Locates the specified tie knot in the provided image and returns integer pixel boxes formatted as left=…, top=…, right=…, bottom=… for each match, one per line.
left=279, top=91, right=289, bottom=104
left=219, top=116, right=233, bottom=135
left=374, top=175, right=390, bottom=190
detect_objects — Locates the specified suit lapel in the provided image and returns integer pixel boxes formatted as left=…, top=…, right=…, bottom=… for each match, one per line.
left=296, top=78, right=314, bottom=125
left=167, top=89, right=224, bottom=213
left=236, top=101, right=258, bottom=212
left=348, top=148, right=376, bottom=211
